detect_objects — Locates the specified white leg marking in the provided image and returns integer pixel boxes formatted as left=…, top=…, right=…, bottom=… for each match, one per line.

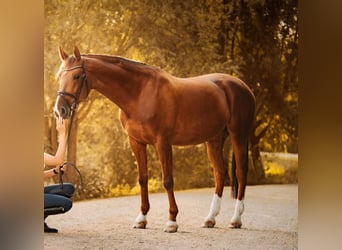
left=164, top=220, right=178, bottom=233
left=229, top=199, right=244, bottom=228
left=133, top=212, right=147, bottom=228
left=204, top=194, right=221, bottom=223
left=166, top=220, right=178, bottom=227
left=135, top=212, right=146, bottom=223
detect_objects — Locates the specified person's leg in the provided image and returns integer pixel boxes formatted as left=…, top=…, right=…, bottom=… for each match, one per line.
left=44, top=183, right=75, bottom=198
left=44, top=193, right=73, bottom=213
left=44, top=193, right=73, bottom=233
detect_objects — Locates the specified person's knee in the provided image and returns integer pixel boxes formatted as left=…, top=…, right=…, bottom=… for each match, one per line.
left=61, top=183, right=75, bottom=198
left=65, top=183, right=75, bottom=192
left=64, top=199, right=73, bottom=212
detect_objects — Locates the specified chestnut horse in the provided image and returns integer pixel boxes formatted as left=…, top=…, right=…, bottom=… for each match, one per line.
left=54, top=46, right=255, bottom=233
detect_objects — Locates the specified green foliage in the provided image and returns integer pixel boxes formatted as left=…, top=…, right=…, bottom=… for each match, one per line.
left=262, top=152, right=298, bottom=184
left=44, top=0, right=298, bottom=200
left=173, top=145, right=215, bottom=189
left=236, top=0, right=298, bottom=153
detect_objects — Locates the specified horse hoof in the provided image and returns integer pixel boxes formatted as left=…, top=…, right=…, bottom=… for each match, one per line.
left=164, top=221, right=178, bottom=233
left=203, top=220, right=216, bottom=228
left=164, top=225, right=178, bottom=233
left=229, top=221, right=242, bottom=229
left=133, top=221, right=147, bottom=229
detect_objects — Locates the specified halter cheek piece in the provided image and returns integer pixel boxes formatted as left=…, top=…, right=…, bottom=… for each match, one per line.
left=57, top=60, right=88, bottom=112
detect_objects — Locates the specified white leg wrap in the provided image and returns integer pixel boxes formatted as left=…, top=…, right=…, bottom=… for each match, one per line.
left=135, top=212, right=146, bottom=223
left=133, top=212, right=147, bottom=228
left=164, top=220, right=178, bottom=232
left=166, top=220, right=178, bottom=227
left=230, top=199, right=244, bottom=224
left=205, top=194, right=221, bottom=222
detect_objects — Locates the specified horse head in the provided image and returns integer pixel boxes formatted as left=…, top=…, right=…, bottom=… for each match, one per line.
left=54, top=46, right=90, bottom=119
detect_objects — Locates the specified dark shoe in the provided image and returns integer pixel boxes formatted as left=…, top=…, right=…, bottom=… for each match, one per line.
left=44, top=223, right=58, bottom=233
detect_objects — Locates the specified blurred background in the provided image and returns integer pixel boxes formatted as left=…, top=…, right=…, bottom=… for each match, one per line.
left=44, top=0, right=298, bottom=201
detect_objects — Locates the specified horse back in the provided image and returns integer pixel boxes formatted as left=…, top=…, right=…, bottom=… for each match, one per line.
left=173, top=72, right=255, bottom=133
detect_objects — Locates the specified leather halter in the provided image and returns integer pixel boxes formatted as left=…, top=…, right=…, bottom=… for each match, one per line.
left=57, top=60, right=88, bottom=143
left=57, top=60, right=88, bottom=112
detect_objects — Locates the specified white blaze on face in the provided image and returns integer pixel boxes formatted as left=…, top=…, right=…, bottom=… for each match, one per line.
left=54, top=100, right=60, bottom=118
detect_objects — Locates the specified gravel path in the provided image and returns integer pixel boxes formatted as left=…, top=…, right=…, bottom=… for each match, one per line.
left=44, top=184, right=298, bottom=250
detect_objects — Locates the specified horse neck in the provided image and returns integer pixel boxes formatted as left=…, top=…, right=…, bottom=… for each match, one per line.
left=85, top=57, right=148, bottom=113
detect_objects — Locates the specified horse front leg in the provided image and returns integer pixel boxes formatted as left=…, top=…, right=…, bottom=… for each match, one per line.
left=155, top=140, right=179, bottom=233
left=129, top=137, right=149, bottom=229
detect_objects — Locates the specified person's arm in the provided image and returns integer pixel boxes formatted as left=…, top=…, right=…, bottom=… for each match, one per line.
left=44, top=117, right=67, bottom=166
left=44, top=167, right=58, bottom=179
left=43, top=165, right=67, bottom=179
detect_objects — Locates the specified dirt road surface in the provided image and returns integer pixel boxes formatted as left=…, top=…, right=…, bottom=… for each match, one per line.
left=44, top=184, right=297, bottom=250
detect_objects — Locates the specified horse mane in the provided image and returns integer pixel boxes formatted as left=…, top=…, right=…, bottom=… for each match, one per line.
left=56, top=53, right=161, bottom=79
left=82, top=54, right=159, bottom=73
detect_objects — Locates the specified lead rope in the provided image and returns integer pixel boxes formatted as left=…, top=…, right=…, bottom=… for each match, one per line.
left=58, top=161, right=83, bottom=197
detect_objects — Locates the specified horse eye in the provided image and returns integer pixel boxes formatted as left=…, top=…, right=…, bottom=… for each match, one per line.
left=73, top=74, right=80, bottom=80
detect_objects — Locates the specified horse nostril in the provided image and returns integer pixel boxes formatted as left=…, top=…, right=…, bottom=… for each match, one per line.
left=60, top=106, right=70, bottom=119
left=61, top=107, right=67, bottom=115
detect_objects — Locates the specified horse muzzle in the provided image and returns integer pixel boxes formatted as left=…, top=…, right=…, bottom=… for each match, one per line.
left=54, top=96, right=73, bottom=119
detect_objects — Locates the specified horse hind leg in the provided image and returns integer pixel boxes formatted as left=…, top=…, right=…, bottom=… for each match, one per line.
left=203, top=131, right=227, bottom=228
left=229, top=132, right=249, bottom=229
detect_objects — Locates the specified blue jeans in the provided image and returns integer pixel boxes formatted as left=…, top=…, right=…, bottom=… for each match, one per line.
left=44, top=183, right=75, bottom=218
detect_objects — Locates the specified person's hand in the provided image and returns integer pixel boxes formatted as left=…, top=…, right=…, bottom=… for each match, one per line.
left=59, top=164, right=67, bottom=172
left=53, top=164, right=67, bottom=174
left=56, top=117, right=66, bottom=134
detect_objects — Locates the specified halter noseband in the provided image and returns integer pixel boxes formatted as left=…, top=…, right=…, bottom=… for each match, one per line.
left=57, top=60, right=88, bottom=111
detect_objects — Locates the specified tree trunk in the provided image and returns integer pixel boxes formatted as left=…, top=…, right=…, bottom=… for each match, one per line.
left=62, top=114, right=79, bottom=185
left=249, top=122, right=267, bottom=183
left=250, top=142, right=266, bottom=183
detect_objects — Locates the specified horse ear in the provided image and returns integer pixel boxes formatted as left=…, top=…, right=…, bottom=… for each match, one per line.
left=59, top=46, right=68, bottom=61
left=74, top=46, right=81, bottom=61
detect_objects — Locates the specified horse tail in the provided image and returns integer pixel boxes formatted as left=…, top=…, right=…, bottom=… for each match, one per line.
left=231, top=144, right=249, bottom=199
left=231, top=153, right=238, bottom=199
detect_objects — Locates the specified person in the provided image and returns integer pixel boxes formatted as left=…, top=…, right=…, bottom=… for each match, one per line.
left=44, top=117, right=75, bottom=233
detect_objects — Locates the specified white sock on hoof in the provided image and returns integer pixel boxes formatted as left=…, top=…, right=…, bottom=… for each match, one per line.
left=235, top=199, right=244, bottom=216
left=135, top=212, right=146, bottom=223
left=205, top=194, right=221, bottom=221
left=166, top=220, right=178, bottom=227
left=230, top=199, right=244, bottom=223
left=164, top=220, right=178, bottom=232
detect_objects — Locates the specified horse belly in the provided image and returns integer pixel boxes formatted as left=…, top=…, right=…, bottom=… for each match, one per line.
left=172, top=93, right=228, bottom=145
left=173, top=118, right=227, bottom=145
